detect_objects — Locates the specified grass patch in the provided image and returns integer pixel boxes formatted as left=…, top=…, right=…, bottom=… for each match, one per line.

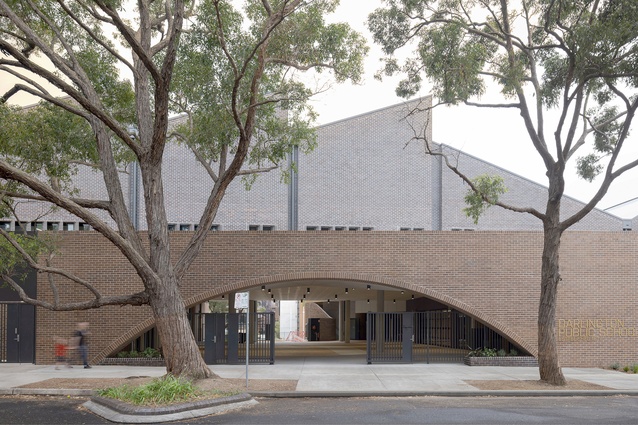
left=96, top=374, right=239, bottom=406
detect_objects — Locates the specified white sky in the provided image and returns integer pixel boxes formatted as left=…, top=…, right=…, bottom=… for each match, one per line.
left=2, top=1, right=637, bottom=218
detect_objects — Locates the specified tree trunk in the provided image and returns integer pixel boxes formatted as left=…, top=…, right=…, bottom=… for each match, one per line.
left=537, top=217, right=566, bottom=385
left=149, top=275, right=213, bottom=380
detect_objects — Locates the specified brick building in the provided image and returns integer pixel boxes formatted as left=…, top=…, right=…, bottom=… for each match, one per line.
left=1, top=98, right=637, bottom=367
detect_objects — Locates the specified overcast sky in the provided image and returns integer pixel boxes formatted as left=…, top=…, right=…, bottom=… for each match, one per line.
left=2, top=1, right=637, bottom=218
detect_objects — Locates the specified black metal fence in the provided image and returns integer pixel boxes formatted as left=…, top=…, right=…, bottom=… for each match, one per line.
left=367, top=311, right=524, bottom=364
left=204, top=312, right=275, bottom=364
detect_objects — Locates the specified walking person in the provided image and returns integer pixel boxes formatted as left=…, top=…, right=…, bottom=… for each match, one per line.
left=74, top=322, right=91, bottom=369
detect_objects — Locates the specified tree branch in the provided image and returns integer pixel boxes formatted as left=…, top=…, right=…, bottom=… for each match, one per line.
left=56, top=0, right=135, bottom=76
left=1, top=273, right=148, bottom=310
left=92, top=0, right=161, bottom=83
left=1, top=191, right=112, bottom=211
left=0, top=160, right=157, bottom=284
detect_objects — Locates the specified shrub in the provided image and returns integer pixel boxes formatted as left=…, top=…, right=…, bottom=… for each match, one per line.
left=468, top=347, right=497, bottom=357
left=624, top=365, right=630, bottom=372
left=141, top=347, right=161, bottom=358
left=97, top=375, right=198, bottom=406
left=610, top=363, right=620, bottom=371
left=97, top=374, right=240, bottom=406
left=114, top=348, right=162, bottom=359
left=497, top=349, right=507, bottom=357
left=509, top=349, right=518, bottom=357
left=633, top=364, right=638, bottom=374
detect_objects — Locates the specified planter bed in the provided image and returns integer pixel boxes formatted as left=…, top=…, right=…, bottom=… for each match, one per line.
left=99, top=357, right=165, bottom=367
left=464, top=356, right=538, bottom=367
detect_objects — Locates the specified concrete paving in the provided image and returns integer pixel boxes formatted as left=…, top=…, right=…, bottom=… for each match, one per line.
left=2, top=360, right=638, bottom=396
left=3, top=360, right=638, bottom=423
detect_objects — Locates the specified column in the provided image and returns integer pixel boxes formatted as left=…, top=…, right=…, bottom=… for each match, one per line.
left=344, top=300, right=351, bottom=343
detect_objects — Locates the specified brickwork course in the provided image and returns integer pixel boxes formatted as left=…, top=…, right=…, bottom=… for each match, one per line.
left=35, top=230, right=638, bottom=368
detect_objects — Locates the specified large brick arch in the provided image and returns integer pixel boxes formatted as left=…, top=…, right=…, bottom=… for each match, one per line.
left=95, top=272, right=537, bottom=362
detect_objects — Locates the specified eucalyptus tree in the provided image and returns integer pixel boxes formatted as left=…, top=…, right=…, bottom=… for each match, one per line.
left=0, top=0, right=366, bottom=379
left=369, top=0, right=638, bottom=385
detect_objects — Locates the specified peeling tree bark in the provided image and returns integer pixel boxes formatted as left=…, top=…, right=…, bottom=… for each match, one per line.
left=537, top=170, right=566, bottom=386
left=148, top=274, right=212, bottom=379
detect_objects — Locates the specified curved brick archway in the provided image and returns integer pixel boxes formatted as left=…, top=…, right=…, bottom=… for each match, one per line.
left=95, top=272, right=537, bottom=363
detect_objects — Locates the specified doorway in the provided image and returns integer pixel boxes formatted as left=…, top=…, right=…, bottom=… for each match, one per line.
left=1, top=303, right=36, bottom=363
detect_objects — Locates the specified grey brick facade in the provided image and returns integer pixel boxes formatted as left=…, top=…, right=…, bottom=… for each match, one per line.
left=1, top=98, right=632, bottom=233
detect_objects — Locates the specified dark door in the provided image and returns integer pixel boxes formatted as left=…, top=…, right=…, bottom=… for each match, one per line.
left=204, top=313, right=226, bottom=364
left=6, top=303, right=35, bottom=363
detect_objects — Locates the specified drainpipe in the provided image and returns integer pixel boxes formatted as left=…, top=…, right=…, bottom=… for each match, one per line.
left=288, top=146, right=299, bottom=230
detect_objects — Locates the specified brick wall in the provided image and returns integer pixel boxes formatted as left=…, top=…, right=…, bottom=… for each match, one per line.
left=35, top=230, right=638, bottom=368
left=298, top=98, right=435, bottom=231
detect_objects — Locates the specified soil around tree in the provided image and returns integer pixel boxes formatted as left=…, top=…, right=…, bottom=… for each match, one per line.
left=465, top=379, right=611, bottom=391
left=18, top=376, right=298, bottom=393
left=18, top=377, right=611, bottom=393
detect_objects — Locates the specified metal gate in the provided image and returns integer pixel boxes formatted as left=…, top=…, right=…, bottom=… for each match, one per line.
left=0, top=303, right=36, bottom=363
left=204, top=312, right=275, bottom=364
left=412, top=310, right=470, bottom=363
left=366, top=312, right=413, bottom=362
left=367, top=311, right=514, bottom=364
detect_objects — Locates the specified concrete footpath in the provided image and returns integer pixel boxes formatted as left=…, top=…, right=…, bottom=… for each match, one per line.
left=2, top=362, right=638, bottom=423
left=3, top=361, right=638, bottom=396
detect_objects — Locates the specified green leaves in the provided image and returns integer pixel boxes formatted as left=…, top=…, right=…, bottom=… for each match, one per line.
left=0, top=231, right=53, bottom=277
left=171, top=0, right=365, bottom=176
left=370, top=2, right=496, bottom=103
left=463, top=174, right=507, bottom=224
left=418, top=23, right=493, bottom=102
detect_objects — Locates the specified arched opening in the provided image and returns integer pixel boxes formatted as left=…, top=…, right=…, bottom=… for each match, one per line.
left=102, top=275, right=534, bottom=365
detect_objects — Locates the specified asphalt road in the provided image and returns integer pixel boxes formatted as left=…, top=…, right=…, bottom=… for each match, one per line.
left=2, top=395, right=638, bottom=424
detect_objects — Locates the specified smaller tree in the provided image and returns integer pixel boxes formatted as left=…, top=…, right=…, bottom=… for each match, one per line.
left=369, top=0, right=638, bottom=385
